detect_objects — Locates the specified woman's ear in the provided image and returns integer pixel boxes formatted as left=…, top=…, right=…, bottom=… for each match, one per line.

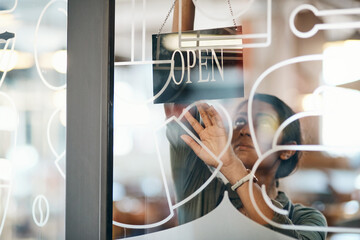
left=279, top=141, right=297, bottom=160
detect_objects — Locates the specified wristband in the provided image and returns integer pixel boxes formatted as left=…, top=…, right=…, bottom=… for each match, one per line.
left=231, top=169, right=258, bottom=191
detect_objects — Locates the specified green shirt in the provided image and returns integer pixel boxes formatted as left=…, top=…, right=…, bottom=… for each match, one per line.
left=167, top=120, right=327, bottom=240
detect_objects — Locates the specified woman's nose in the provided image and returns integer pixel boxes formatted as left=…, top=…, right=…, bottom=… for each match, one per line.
left=233, top=124, right=250, bottom=138
left=240, top=127, right=250, bottom=137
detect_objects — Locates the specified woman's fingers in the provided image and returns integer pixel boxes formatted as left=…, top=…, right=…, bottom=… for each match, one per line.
left=184, top=111, right=204, bottom=134
left=184, top=102, right=226, bottom=135
left=208, top=106, right=225, bottom=128
left=181, top=134, right=202, bottom=156
left=197, top=103, right=212, bottom=127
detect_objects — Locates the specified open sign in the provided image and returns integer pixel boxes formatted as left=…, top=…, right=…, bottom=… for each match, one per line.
left=152, top=27, right=244, bottom=104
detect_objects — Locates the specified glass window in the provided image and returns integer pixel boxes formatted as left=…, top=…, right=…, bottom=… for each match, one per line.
left=113, top=0, right=360, bottom=239
left=0, top=0, right=66, bottom=238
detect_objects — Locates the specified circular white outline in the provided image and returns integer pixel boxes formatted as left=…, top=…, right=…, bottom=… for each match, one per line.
left=47, top=108, right=65, bottom=158
left=245, top=54, right=360, bottom=233
left=113, top=100, right=233, bottom=229
left=248, top=54, right=324, bottom=157
left=47, top=108, right=66, bottom=179
left=0, top=37, right=16, bottom=89
left=32, top=195, right=50, bottom=227
left=289, top=4, right=320, bottom=38
left=0, top=0, right=18, bottom=14
left=272, top=111, right=323, bottom=149
left=289, top=4, right=360, bottom=38
left=34, top=0, right=67, bottom=91
left=247, top=55, right=324, bottom=228
left=249, top=145, right=360, bottom=233
left=115, top=60, right=174, bottom=105
left=0, top=91, right=17, bottom=236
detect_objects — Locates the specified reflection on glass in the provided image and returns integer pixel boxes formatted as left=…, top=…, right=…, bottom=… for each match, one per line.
left=0, top=0, right=66, bottom=238
left=0, top=158, right=12, bottom=235
left=34, top=0, right=67, bottom=91
left=0, top=31, right=15, bottom=87
left=113, top=0, right=360, bottom=239
left=323, top=40, right=360, bottom=86
left=322, top=88, right=360, bottom=154
left=0, top=0, right=18, bottom=14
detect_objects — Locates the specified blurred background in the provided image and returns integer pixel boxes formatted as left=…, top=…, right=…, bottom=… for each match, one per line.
left=1, top=0, right=360, bottom=239
left=0, top=0, right=66, bottom=239
left=113, top=0, right=360, bottom=239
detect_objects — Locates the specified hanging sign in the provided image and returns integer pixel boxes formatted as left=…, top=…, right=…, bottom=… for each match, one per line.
left=152, top=26, right=244, bottom=104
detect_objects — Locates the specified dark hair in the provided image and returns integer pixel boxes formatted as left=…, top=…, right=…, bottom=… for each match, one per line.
left=242, top=93, right=302, bottom=179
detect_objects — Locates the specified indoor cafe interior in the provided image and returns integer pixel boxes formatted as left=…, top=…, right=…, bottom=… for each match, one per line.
left=0, top=0, right=360, bottom=239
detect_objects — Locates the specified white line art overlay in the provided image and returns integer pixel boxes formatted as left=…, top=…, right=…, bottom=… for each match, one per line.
left=114, top=0, right=176, bottom=104
left=261, top=185, right=289, bottom=216
left=32, top=195, right=50, bottom=227
left=249, top=145, right=360, bottom=233
left=115, top=60, right=174, bottom=104
left=0, top=169, right=11, bottom=237
left=0, top=35, right=16, bottom=89
left=34, top=0, right=67, bottom=91
left=112, top=101, right=233, bottom=229
left=0, top=92, right=18, bottom=236
left=247, top=54, right=324, bottom=157
left=178, top=0, right=272, bottom=50
left=290, top=4, right=360, bottom=38
left=47, top=108, right=66, bottom=179
left=272, top=110, right=323, bottom=149
left=0, top=0, right=18, bottom=14
left=112, top=1, right=360, bottom=234
left=114, top=0, right=151, bottom=66
left=247, top=54, right=360, bottom=233
left=115, top=0, right=270, bottom=104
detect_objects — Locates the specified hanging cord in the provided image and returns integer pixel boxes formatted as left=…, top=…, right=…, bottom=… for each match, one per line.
left=157, top=0, right=237, bottom=37
left=227, top=0, right=237, bottom=28
left=157, top=0, right=178, bottom=37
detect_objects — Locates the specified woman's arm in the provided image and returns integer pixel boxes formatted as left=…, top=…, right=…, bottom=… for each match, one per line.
left=265, top=202, right=327, bottom=240
left=165, top=1, right=227, bottom=224
left=181, top=103, right=328, bottom=238
left=181, top=103, right=276, bottom=224
left=172, top=0, right=195, bottom=32
left=167, top=118, right=226, bottom=224
left=164, top=0, right=195, bottom=120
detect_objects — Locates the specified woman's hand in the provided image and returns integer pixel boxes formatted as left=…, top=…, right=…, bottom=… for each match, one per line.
left=181, top=103, right=277, bottom=225
left=181, top=103, right=236, bottom=168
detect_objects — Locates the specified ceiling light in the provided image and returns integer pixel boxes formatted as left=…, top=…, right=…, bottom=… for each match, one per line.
left=0, top=49, right=18, bottom=72
left=323, top=40, right=360, bottom=85
left=52, top=50, right=67, bottom=74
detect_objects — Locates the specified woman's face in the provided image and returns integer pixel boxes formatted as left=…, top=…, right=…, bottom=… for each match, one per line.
left=231, top=100, right=280, bottom=169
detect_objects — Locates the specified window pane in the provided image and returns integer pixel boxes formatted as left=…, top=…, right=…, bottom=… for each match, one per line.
left=113, top=0, right=360, bottom=239
left=1, top=0, right=66, bottom=238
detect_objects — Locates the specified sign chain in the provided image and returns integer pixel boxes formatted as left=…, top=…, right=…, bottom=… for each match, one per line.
left=227, top=0, right=237, bottom=28
left=157, top=0, right=178, bottom=37
left=157, top=0, right=237, bottom=37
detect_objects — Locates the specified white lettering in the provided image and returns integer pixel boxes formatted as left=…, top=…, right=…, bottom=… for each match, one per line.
left=198, top=49, right=209, bottom=83
left=186, top=50, right=196, bottom=83
left=171, top=50, right=185, bottom=85
left=211, top=49, right=224, bottom=82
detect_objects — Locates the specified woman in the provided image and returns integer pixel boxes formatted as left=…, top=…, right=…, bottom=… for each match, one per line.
left=165, top=94, right=327, bottom=239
